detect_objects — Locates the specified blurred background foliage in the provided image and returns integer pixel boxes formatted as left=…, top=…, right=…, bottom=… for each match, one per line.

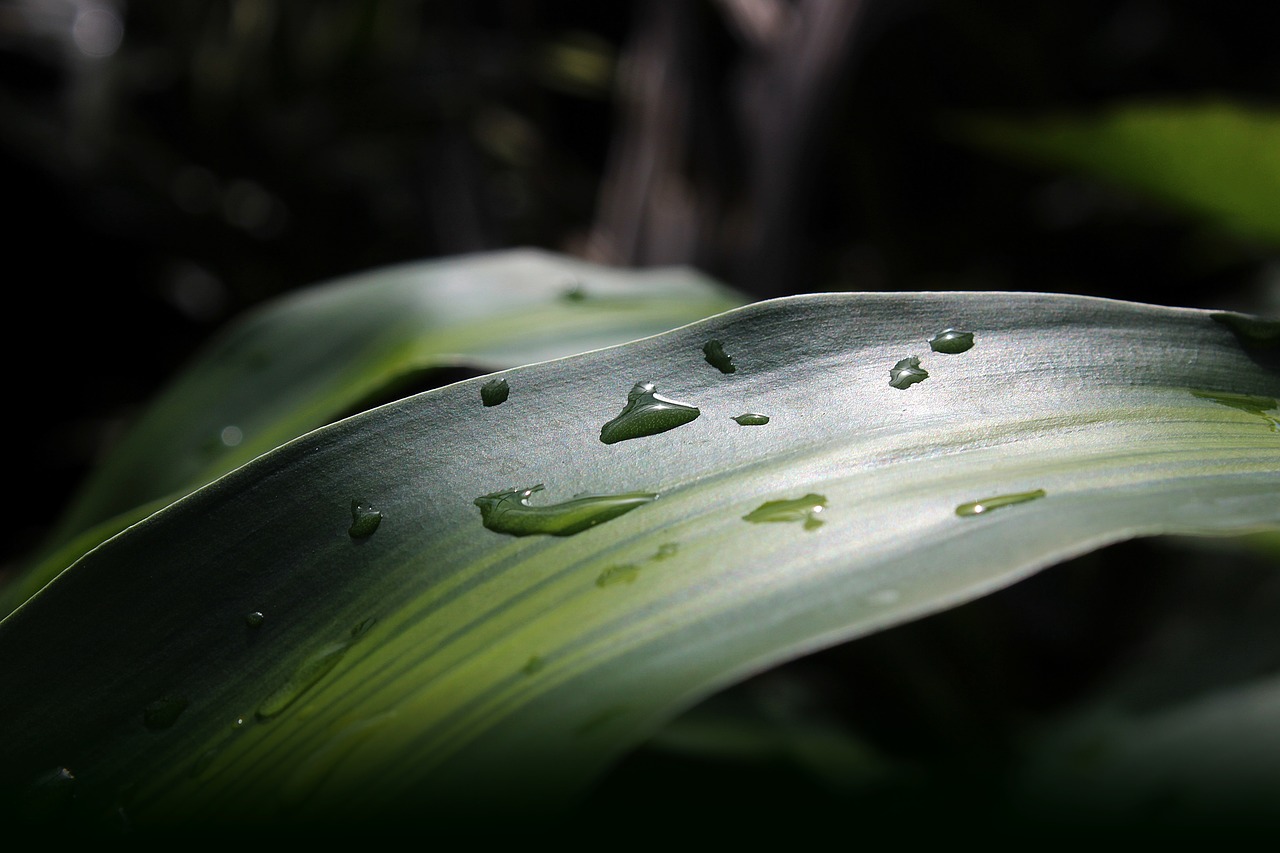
left=5, top=0, right=1280, bottom=824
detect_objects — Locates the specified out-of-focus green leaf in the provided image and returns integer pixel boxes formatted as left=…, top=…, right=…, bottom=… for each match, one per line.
left=2, top=287, right=1278, bottom=833
left=955, top=100, right=1280, bottom=245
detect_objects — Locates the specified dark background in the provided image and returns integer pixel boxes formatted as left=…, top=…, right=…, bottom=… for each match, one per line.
left=3, top=0, right=1279, bottom=821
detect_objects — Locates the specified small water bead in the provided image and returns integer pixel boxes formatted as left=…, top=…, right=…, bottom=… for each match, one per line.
left=733, top=413, right=769, bottom=426
left=256, top=619, right=374, bottom=720
left=348, top=499, right=382, bottom=538
left=928, top=328, right=975, bottom=354
left=1192, top=389, right=1280, bottom=431
left=474, top=484, right=658, bottom=536
left=889, top=357, right=928, bottom=389
left=652, top=542, right=679, bottom=561
left=743, top=494, right=828, bottom=530
left=955, top=488, right=1047, bottom=517
left=220, top=425, right=244, bottom=447
left=600, top=381, right=701, bottom=444
left=561, top=281, right=588, bottom=302
left=703, top=339, right=736, bottom=373
left=595, top=564, right=640, bottom=588
left=522, top=655, right=545, bottom=676
left=481, top=377, right=510, bottom=407
left=245, top=611, right=265, bottom=628
left=143, top=695, right=189, bottom=731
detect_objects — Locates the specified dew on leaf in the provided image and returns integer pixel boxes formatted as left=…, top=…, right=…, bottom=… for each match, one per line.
left=257, top=619, right=374, bottom=720
left=143, top=695, right=189, bottom=731
left=561, top=281, right=587, bottom=302
left=21, top=767, right=77, bottom=821
left=245, top=611, right=265, bottom=628
left=481, top=377, right=510, bottom=407
left=220, top=425, right=244, bottom=447
left=889, top=356, right=928, bottom=389
left=474, top=484, right=658, bottom=537
left=928, top=328, right=974, bottom=354
left=703, top=339, right=736, bottom=373
left=955, top=488, right=1047, bottom=517
left=743, top=494, right=827, bottom=530
left=600, top=381, right=700, bottom=444
left=348, top=499, right=382, bottom=538
left=732, top=413, right=769, bottom=426
left=1192, top=389, right=1280, bottom=431
left=652, top=542, right=679, bottom=561
left=595, top=564, right=640, bottom=588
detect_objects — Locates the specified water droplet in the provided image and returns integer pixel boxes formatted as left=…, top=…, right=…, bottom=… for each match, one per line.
left=257, top=619, right=373, bottom=720
left=245, top=611, right=265, bottom=628
left=474, top=484, right=658, bottom=537
left=522, top=655, right=545, bottom=676
left=599, top=381, right=700, bottom=444
left=595, top=563, right=640, bottom=587
left=733, top=413, right=770, bottom=426
left=889, top=357, right=928, bottom=389
left=652, top=542, right=679, bottom=561
left=220, top=425, right=244, bottom=447
left=481, top=377, right=510, bottom=407
left=232, top=716, right=247, bottom=729
left=743, top=494, right=828, bottom=530
left=348, top=499, right=382, bottom=538
left=703, top=339, right=736, bottom=373
left=143, top=695, right=189, bottom=731
left=955, top=488, right=1047, bottom=517
left=21, top=767, right=77, bottom=821
left=561, top=281, right=587, bottom=302
left=1192, top=389, right=1280, bottom=431
left=928, top=328, right=974, bottom=354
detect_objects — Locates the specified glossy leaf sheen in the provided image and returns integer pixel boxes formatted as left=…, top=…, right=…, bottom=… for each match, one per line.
left=2, top=289, right=1279, bottom=830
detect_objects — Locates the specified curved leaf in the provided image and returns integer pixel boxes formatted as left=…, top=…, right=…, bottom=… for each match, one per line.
left=2, top=290, right=1278, bottom=831
left=4, top=250, right=745, bottom=616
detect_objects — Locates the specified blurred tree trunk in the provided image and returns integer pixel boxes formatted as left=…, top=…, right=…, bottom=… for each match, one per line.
left=584, top=0, right=868, bottom=298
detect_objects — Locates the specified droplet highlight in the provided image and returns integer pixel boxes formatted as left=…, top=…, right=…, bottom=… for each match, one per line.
left=703, top=339, right=736, bottom=373
left=245, top=611, right=265, bottom=628
left=600, top=381, right=701, bottom=444
left=928, top=328, right=975, bottom=354
left=595, top=564, right=640, bottom=588
left=1192, top=389, right=1280, bottom=431
left=348, top=499, right=382, bottom=539
left=732, top=413, right=770, bottom=426
left=143, top=695, right=189, bottom=731
left=889, top=357, right=928, bottom=389
left=743, top=494, right=828, bottom=530
left=481, top=377, right=510, bottom=407
left=955, top=488, right=1047, bottom=517
left=256, top=619, right=374, bottom=720
left=474, top=484, right=658, bottom=537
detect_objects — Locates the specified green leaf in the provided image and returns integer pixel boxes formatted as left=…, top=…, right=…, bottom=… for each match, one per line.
left=954, top=99, right=1280, bottom=245
left=3, top=250, right=745, bottom=616
left=2, top=286, right=1279, bottom=832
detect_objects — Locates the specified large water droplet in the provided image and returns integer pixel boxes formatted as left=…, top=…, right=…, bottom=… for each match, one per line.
left=348, top=499, right=382, bottom=539
left=256, top=619, right=374, bottom=720
left=733, top=413, right=769, bottom=426
left=889, top=357, right=928, bottom=389
left=245, top=611, right=265, bottom=628
left=703, top=339, right=736, bottom=373
left=1192, top=389, right=1280, bottom=431
left=743, top=494, right=828, bottom=530
left=955, top=488, right=1047, bottom=517
left=600, top=382, right=700, bottom=444
left=143, top=695, right=189, bottom=731
left=474, top=484, right=658, bottom=536
left=929, top=328, right=974, bottom=354
left=481, top=377, right=510, bottom=407
left=596, top=563, right=640, bottom=588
